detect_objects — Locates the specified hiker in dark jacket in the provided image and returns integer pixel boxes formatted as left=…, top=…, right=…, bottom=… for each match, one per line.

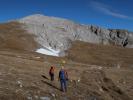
left=49, top=66, right=55, bottom=81
left=59, top=66, right=68, bottom=92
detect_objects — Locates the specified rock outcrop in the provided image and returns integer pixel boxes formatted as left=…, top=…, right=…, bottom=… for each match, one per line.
left=18, top=14, right=133, bottom=52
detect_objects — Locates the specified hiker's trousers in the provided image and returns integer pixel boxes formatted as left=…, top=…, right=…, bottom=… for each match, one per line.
left=50, top=73, right=54, bottom=81
left=60, top=79, right=67, bottom=92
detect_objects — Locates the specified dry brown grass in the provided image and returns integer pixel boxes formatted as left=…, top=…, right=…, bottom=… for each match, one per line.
left=0, top=22, right=38, bottom=51
left=0, top=49, right=132, bottom=100
left=66, top=41, right=133, bottom=67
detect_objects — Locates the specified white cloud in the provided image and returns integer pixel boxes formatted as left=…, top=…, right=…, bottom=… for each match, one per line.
left=90, top=1, right=133, bottom=20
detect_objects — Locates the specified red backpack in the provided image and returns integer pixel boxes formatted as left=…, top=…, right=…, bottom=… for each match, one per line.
left=49, top=66, right=55, bottom=74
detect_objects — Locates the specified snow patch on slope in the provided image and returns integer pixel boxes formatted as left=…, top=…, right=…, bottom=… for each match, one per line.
left=36, top=47, right=60, bottom=57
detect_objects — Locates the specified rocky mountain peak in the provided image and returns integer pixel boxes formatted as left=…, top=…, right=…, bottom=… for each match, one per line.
left=17, top=14, right=133, bottom=55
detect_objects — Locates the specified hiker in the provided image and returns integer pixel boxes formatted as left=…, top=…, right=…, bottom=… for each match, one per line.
left=49, top=66, right=55, bottom=81
left=59, top=66, right=68, bottom=92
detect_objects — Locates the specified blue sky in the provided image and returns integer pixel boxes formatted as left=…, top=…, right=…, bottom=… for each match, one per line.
left=0, top=0, right=133, bottom=31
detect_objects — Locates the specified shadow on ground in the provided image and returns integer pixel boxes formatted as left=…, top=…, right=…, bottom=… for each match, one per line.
left=41, top=80, right=61, bottom=91
left=41, top=75, right=49, bottom=80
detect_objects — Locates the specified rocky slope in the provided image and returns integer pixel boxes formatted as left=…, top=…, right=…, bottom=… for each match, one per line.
left=18, top=14, right=133, bottom=53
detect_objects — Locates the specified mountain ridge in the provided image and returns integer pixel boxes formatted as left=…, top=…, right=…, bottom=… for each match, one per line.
left=17, top=14, right=133, bottom=53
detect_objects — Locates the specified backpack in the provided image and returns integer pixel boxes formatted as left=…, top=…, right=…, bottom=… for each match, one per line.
left=59, top=70, right=68, bottom=80
left=49, top=67, right=54, bottom=74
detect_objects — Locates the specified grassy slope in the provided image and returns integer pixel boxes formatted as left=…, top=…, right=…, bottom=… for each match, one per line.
left=0, top=49, right=132, bottom=100
left=67, top=41, right=133, bottom=67
left=0, top=22, right=38, bottom=51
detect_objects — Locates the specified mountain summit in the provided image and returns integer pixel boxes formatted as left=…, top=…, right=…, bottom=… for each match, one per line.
left=18, top=14, right=133, bottom=53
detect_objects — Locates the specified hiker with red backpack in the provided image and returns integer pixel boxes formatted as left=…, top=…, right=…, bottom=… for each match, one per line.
left=49, top=66, right=55, bottom=81
left=59, top=66, right=68, bottom=92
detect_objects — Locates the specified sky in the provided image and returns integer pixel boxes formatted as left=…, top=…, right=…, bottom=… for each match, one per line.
left=0, top=0, right=133, bottom=31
